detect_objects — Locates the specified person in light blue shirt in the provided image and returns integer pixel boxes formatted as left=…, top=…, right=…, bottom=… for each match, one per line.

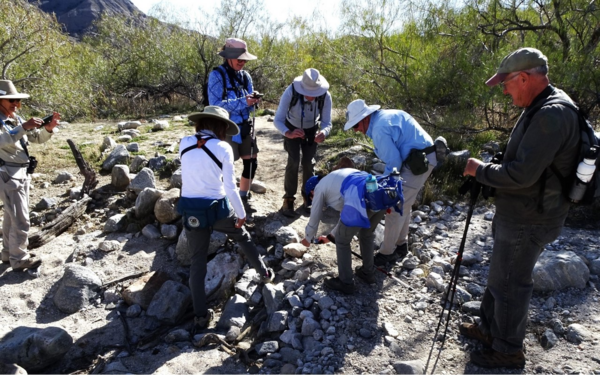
left=208, top=38, right=261, bottom=213
left=344, top=99, right=437, bottom=266
left=273, top=68, right=333, bottom=216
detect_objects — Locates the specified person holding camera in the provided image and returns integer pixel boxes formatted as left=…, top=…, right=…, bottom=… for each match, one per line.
left=343, top=99, right=436, bottom=266
left=461, top=48, right=580, bottom=369
left=273, top=68, right=332, bottom=217
left=178, top=106, right=273, bottom=332
left=207, top=38, right=261, bottom=214
left=0, top=80, right=59, bottom=272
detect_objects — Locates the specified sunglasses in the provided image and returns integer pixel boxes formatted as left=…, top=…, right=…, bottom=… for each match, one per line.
left=237, top=59, right=248, bottom=63
left=8, top=99, right=21, bottom=103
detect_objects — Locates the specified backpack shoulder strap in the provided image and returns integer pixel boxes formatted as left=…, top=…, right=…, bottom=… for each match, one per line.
left=288, top=84, right=301, bottom=112
left=180, top=135, right=223, bottom=169
left=213, top=66, right=228, bottom=101
left=316, top=93, right=326, bottom=113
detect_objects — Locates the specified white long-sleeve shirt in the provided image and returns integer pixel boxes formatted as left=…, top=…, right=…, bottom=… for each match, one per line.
left=179, top=131, right=245, bottom=219
left=304, top=168, right=358, bottom=240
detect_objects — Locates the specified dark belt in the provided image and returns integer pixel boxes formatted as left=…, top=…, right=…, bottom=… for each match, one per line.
left=284, top=118, right=318, bottom=132
left=0, top=158, right=29, bottom=168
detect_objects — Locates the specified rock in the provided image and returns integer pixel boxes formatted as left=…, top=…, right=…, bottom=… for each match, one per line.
left=263, top=283, right=286, bottom=314
left=533, top=251, right=590, bottom=292
left=111, top=164, right=130, bottom=191
left=164, top=329, right=189, bottom=343
left=275, top=226, right=300, bottom=245
left=566, top=323, right=592, bottom=344
left=53, top=264, right=102, bottom=314
left=142, top=224, right=161, bottom=239
left=301, top=317, right=320, bottom=336
left=283, top=243, right=308, bottom=258
left=255, top=341, right=279, bottom=356
left=0, top=327, right=73, bottom=372
left=426, top=272, right=445, bottom=292
left=204, top=252, right=244, bottom=302
left=147, top=155, right=167, bottom=171
left=267, top=310, right=288, bottom=332
left=402, top=255, right=420, bottom=270
left=126, top=304, right=142, bottom=318
left=590, top=258, right=600, bottom=275
left=169, top=168, right=182, bottom=189
left=392, top=360, right=425, bottom=374
left=217, top=294, right=249, bottom=329
left=53, top=171, right=74, bottom=184
left=35, top=197, right=56, bottom=211
left=146, top=280, right=191, bottom=324
left=130, top=155, right=148, bottom=173
left=250, top=180, right=267, bottom=194
left=102, top=136, right=117, bottom=152
left=121, top=121, right=141, bottom=130
left=104, top=213, right=126, bottom=233
left=161, top=224, right=178, bottom=239
left=121, top=271, right=171, bottom=309
left=118, top=135, right=132, bottom=142
left=383, top=322, right=399, bottom=337
left=175, top=229, right=226, bottom=266
left=461, top=301, right=481, bottom=315
left=153, top=120, right=169, bottom=131
left=129, top=168, right=156, bottom=194
left=461, top=250, right=483, bottom=266
left=154, top=188, right=181, bottom=223
left=263, top=220, right=284, bottom=237
left=135, top=188, right=163, bottom=218
left=98, top=240, right=120, bottom=252
left=126, top=142, right=139, bottom=152
left=541, top=329, right=558, bottom=349
left=122, top=129, right=140, bottom=137
left=102, top=144, right=129, bottom=171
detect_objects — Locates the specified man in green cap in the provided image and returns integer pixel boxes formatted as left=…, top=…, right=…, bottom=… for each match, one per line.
left=461, top=48, right=580, bottom=368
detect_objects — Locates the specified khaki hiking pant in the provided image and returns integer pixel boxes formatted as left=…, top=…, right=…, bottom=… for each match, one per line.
left=381, top=152, right=437, bottom=255
left=0, top=171, right=31, bottom=265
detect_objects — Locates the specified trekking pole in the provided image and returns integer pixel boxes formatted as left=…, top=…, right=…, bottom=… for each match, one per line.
left=248, top=102, right=257, bottom=183
left=424, top=177, right=481, bottom=374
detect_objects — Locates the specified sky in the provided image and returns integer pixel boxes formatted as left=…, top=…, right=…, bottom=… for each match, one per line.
left=129, top=0, right=342, bottom=33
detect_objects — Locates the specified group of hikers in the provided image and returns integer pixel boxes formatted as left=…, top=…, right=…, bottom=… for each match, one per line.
left=0, top=35, right=585, bottom=369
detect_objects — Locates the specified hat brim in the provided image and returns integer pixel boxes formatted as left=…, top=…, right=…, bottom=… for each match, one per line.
left=343, top=105, right=380, bottom=130
left=485, top=73, right=508, bottom=87
left=0, top=93, right=30, bottom=99
left=217, top=50, right=257, bottom=60
left=292, top=76, right=329, bottom=97
left=188, top=112, right=240, bottom=136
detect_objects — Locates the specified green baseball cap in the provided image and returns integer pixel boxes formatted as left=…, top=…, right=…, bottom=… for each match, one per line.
left=485, top=48, right=548, bottom=87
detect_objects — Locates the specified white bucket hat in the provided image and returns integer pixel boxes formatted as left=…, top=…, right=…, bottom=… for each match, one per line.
left=188, top=106, right=239, bottom=136
left=343, top=99, right=380, bottom=130
left=0, top=80, right=30, bottom=100
left=217, top=38, right=257, bottom=60
left=293, top=68, right=329, bottom=97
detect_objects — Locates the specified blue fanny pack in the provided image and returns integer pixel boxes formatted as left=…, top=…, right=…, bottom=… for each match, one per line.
left=177, top=197, right=230, bottom=231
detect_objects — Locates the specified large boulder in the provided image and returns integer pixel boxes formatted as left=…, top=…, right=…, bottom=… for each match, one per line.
left=533, top=251, right=590, bottom=292
left=154, top=188, right=181, bottom=223
left=111, top=164, right=130, bottom=191
left=53, top=264, right=102, bottom=314
left=101, top=144, right=129, bottom=171
left=121, top=271, right=171, bottom=309
left=128, top=168, right=156, bottom=194
left=135, top=188, right=163, bottom=218
left=146, top=280, right=191, bottom=324
left=205, top=252, right=244, bottom=302
left=0, top=327, right=73, bottom=372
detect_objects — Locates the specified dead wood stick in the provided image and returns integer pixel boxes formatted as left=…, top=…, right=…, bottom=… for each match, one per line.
left=137, top=311, right=194, bottom=350
left=67, top=139, right=98, bottom=198
left=101, top=271, right=149, bottom=290
left=28, top=196, right=91, bottom=249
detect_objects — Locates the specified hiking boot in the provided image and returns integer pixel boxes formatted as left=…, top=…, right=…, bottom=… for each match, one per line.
left=241, top=196, right=256, bottom=214
left=280, top=198, right=295, bottom=217
left=261, top=268, right=275, bottom=284
left=374, top=243, right=408, bottom=267
left=192, top=309, right=214, bottom=335
left=470, top=348, right=525, bottom=369
left=11, top=257, right=42, bottom=272
left=324, top=277, right=356, bottom=295
left=459, top=323, right=493, bottom=347
left=355, top=266, right=376, bottom=284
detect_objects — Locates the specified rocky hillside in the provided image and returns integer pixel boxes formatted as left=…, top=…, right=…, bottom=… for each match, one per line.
left=28, top=0, right=145, bottom=38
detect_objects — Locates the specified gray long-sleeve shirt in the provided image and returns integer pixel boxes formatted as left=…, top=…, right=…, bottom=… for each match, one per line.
left=475, top=86, right=580, bottom=225
left=273, top=84, right=332, bottom=136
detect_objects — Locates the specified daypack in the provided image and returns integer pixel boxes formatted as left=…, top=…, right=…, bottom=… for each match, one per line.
left=201, top=65, right=251, bottom=107
left=288, top=84, right=326, bottom=117
left=366, top=174, right=404, bottom=213
left=523, top=99, right=600, bottom=207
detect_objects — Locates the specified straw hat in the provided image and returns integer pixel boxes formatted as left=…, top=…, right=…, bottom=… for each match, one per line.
left=188, top=106, right=239, bottom=136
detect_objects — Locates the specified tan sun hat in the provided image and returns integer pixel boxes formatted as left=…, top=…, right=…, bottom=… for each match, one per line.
left=343, top=99, right=380, bottom=131
left=0, top=80, right=30, bottom=100
left=292, top=68, right=329, bottom=97
left=485, top=48, right=548, bottom=87
left=217, top=38, right=257, bottom=60
left=188, top=106, right=239, bottom=136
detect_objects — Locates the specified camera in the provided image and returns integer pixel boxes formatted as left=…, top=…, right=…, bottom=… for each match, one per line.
left=252, top=92, right=264, bottom=99
left=26, top=156, right=38, bottom=175
left=41, top=114, right=54, bottom=126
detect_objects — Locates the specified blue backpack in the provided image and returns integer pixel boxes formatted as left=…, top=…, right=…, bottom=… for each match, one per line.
left=366, top=174, right=404, bottom=213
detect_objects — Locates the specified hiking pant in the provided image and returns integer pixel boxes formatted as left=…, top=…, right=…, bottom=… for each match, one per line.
left=381, top=152, right=437, bottom=255
left=186, top=208, right=268, bottom=318
left=479, top=216, right=563, bottom=354
left=335, top=209, right=386, bottom=284
left=0, top=171, right=31, bottom=265
left=283, top=137, right=317, bottom=199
